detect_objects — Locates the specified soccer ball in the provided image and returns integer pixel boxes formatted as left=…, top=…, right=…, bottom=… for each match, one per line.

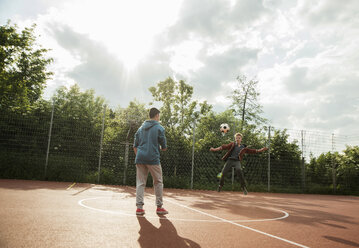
left=220, top=123, right=230, bottom=134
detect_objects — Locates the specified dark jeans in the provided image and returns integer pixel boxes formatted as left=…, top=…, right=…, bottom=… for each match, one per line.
left=219, top=159, right=246, bottom=189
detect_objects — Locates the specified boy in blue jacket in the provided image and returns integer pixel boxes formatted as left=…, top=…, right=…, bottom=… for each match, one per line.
left=133, top=108, right=168, bottom=215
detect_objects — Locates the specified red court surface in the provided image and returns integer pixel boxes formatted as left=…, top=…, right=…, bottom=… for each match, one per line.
left=0, top=179, right=358, bottom=248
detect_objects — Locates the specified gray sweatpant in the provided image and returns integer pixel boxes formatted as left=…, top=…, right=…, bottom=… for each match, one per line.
left=136, top=164, right=163, bottom=209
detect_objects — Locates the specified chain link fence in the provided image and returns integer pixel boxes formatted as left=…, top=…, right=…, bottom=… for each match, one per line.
left=1, top=104, right=358, bottom=194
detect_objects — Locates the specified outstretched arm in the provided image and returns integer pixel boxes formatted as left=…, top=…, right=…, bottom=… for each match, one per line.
left=242, top=147, right=268, bottom=155
left=256, top=147, right=268, bottom=153
left=239, top=147, right=268, bottom=160
left=210, top=146, right=222, bottom=152
left=210, top=142, right=233, bottom=152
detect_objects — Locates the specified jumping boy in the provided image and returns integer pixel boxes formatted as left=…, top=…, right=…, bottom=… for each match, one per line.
left=209, top=132, right=268, bottom=194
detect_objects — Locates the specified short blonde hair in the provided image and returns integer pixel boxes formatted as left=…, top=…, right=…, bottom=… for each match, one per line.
left=234, top=132, right=243, bottom=138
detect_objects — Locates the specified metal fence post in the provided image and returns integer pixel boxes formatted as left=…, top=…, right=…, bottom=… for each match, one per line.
left=231, top=120, right=235, bottom=190
left=123, top=143, right=129, bottom=185
left=331, top=133, right=336, bottom=193
left=123, top=124, right=132, bottom=185
left=267, top=126, right=271, bottom=192
left=97, top=105, right=106, bottom=184
left=301, top=130, right=306, bottom=191
left=44, top=100, right=55, bottom=179
left=191, top=120, right=196, bottom=189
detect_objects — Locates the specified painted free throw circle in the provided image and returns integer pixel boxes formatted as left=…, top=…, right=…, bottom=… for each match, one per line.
left=78, top=195, right=289, bottom=223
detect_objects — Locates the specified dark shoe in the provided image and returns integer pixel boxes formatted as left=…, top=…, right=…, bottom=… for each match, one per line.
left=243, top=187, right=248, bottom=195
left=217, top=185, right=222, bottom=192
left=156, top=207, right=168, bottom=215
left=136, top=208, right=145, bottom=215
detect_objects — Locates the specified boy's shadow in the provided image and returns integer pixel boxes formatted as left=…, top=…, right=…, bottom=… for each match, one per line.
left=137, top=216, right=201, bottom=248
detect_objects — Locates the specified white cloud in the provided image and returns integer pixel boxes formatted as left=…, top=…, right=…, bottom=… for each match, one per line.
left=1, top=0, right=359, bottom=137
left=35, top=0, right=183, bottom=70
left=167, top=40, right=204, bottom=77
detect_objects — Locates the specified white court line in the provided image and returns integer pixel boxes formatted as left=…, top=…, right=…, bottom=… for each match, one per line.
left=164, top=198, right=309, bottom=248
left=78, top=196, right=288, bottom=223
left=79, top=187, right=309, bottom=248
left=129, top=187, right=310, bottom=248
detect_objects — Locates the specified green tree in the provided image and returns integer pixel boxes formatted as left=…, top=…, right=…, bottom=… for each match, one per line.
left=229, top=75, right=266, bottom=131
left=149, top=77, right=176, bottom=128
left=149, top=77, right=212, bottom=178
left=100, top=100, right=148, bottom=185
left=337, top=146, right=359, bottom=191
left=0, top=21, right=53, bottom=112
left=269, top=129, right=302, bottom=188
left=149, top=77, right=212, bottom=135
left=117, top=100, right=148, bottom=139
left=193, top=109, right=269, bottom=190
left=0, top=98, right=52, bottom=180
left=46, top=84, right=106, bottom=181
left=195, top=110, right=236, bottom=149
left=52, top=84, right=105, bottom=125
left=306, top=152, right=334, bottom=186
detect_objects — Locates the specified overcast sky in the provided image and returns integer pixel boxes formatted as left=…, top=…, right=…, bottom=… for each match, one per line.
left=1, top=0, right=359, bottom=136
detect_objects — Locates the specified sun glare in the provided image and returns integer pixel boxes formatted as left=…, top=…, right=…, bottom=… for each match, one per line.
left=60, top=0, right=183, bottom=70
